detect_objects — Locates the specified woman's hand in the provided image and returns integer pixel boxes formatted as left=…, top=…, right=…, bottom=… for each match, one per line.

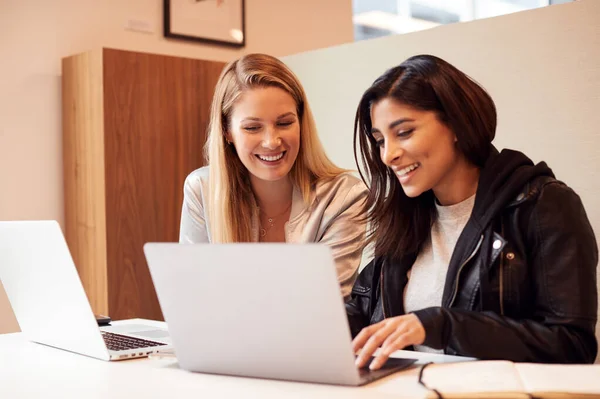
left=353, top=313, right=426, bottom=370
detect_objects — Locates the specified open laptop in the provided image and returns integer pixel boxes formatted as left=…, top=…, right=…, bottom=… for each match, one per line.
left=0, top=220, right=172, bottom=361
left=143, top=243, right=416, bottom=386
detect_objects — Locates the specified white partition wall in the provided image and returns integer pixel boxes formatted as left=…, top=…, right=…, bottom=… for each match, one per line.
left=283, top=0, right=600, bottom=362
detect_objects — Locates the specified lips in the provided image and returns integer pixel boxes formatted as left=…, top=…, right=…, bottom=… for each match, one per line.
left=256, top=151, right=285, bottom=162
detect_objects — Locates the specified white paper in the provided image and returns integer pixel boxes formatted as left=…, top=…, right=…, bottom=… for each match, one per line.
left=516, top=363, right=600, bottom=395
left=422, top=361, right=525, bottom=394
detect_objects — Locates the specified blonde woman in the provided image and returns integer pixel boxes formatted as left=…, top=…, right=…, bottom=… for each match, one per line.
left=179, top=53, right=367, bottom=299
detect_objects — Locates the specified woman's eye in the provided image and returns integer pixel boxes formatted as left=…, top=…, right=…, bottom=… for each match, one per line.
left=397, top=129, right=414, bottom=138
left=243, top=126, right=261, bottom=132
left=375, top=140, right=384, bottom=148
left=277, top=121, right=294, bottom=127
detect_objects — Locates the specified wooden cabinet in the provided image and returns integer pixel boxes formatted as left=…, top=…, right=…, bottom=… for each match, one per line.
left=62, top=48, right=224, bottom=320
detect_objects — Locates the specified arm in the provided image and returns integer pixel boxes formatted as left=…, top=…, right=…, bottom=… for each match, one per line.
left=415, top=182, right=598, bottom=363
left=318, top=181, right=369, bottom=299
left=179, top=173, right=210, bottom=243
left=345, top=258, right=381, bottom=337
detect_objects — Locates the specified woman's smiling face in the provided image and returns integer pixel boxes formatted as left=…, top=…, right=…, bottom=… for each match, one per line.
left=370, top=97, right=460, bottom=199
left=227, top=86, right=300, bottom=183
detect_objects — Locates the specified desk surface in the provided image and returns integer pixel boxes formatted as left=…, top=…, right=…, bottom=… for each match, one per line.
left=0, top=319, right=471, bottom=399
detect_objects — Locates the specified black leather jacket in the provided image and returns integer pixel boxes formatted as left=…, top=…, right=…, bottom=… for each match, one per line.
left=346, top=149, right=598, bottom=363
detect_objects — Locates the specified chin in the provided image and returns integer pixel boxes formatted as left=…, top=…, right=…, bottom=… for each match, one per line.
left=257, top=173, right=288, bottom=182
left=400, top=185, right=426, bottom=198
left=250, top=166, right=293, bottom=182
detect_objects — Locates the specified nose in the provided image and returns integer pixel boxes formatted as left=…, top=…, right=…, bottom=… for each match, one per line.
left=380, top=140, right=402, bottom=166
left=262, top=128, right=282, bottom=150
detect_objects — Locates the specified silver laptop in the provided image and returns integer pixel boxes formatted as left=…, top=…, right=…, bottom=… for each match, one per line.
left=0, top=220, right=172, bottom=361
left=143, top=243, right=416, bottom=386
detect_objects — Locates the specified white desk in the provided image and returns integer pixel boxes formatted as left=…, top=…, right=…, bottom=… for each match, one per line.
left=0, top=319, right=471, bottom=398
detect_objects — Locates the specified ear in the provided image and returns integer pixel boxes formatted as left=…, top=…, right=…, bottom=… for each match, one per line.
left=225, top=131, right=233, bottom=145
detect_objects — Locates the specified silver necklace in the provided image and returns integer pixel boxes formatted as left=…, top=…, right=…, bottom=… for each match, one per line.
left=259, top=202, right=292, bottom=238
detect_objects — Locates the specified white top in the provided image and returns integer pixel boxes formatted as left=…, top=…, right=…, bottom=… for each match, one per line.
left=404, top=194, right=476, bottom=353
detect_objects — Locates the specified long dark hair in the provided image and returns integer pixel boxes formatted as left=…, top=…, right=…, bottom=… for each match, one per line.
left=354, top=54, right=497, bottom=261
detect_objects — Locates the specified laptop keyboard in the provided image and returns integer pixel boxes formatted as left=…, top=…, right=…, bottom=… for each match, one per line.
left=101, top=331, right=167, bottom=352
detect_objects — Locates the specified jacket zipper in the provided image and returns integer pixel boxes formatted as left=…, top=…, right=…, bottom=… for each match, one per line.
left=448, top=234, right=484, bottom=307
left=499, top=254, right=505, bottom=315
left=380, top=262, right=386, bottom=318
left=499, top=222, right=505, bottom=315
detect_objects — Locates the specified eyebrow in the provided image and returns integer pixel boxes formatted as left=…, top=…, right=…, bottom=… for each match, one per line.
left=370, top=118, right=415, bottom=134
left=277, top=112, right=296, bottom=119
left=241, top=112, right=297, bottom=123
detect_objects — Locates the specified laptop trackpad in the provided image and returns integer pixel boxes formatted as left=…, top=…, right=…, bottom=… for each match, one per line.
left=358, top=357, right=417, bottom=385
left=100, top=324, right=171, bottom=343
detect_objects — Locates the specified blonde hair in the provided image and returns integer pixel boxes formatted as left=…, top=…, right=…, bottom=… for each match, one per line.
left=205, top=53, right=345, bottom=243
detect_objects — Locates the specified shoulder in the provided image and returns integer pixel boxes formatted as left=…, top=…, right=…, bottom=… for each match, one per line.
left=509, top=175, right=579, bottom=210
left=513, top=176, right=596, bottom=246
left=314, top=172, right=368, bottom=206
left=530, top=178, right=591, bottom=225
left=184, top=166, right=209, bottom=187
left=183, top=166, right=210, bottom=199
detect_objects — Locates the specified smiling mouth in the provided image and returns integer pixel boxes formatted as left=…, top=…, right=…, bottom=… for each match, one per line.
left=256, top=151, right=286, bottom=162
left=396, top=162, right=420, bottom=177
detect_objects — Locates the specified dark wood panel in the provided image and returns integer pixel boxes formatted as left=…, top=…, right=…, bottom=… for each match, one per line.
left=102, top=48, right=225, bottom=320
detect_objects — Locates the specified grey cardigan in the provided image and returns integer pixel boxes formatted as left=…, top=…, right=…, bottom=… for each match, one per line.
left=179, top=166, right=368, bottom=298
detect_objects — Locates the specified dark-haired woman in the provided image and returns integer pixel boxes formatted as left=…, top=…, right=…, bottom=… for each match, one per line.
left=347, top=54, right=598, bottom=370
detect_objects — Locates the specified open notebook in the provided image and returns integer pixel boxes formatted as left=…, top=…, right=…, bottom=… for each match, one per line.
left=418, top=360, right=600, bottom=399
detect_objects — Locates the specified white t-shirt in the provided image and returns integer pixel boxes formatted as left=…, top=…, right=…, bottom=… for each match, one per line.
left=403, top=194, right=476, bottom=353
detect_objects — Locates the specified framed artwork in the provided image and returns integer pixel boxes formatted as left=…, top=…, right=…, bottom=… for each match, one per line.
left=164, top=0, right=246, bottom=47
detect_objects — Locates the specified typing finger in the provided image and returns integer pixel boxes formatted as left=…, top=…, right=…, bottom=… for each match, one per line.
left=352, top=323, right=379, bottom=353
left=370, top=332, right=410, bottom=370
left=354, top=325, right=392, bottom=368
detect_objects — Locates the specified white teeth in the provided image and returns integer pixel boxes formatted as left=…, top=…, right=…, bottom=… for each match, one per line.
left=397, top=163, right=419, bottom=176
left=257, top=152, right=284, bottom=162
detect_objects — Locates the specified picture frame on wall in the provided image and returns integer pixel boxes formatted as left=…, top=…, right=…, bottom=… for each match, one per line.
left=164, top=0, right=245, bottom=48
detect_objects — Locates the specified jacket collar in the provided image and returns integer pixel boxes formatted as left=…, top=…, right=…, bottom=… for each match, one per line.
left=440, top=146, right=555, bottom=306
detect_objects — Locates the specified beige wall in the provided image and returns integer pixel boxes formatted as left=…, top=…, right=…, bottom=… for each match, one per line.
left=284, top=0, right=600, bottom=362
left=0, top=0, right=353, bottom=334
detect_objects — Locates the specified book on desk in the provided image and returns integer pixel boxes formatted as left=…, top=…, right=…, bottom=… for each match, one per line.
left=418, top=360, right=600, bottom=399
